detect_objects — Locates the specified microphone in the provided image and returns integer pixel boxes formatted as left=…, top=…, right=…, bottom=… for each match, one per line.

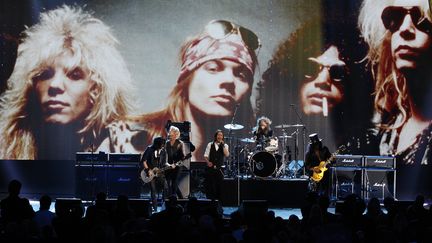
left=290, top=104, right=296, bottom=106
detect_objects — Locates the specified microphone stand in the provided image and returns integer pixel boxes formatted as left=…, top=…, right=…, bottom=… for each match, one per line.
left=89, top=143, right=96, bottom=203
left=228, top=104, right=240, bottom=178
left=291, top=105, right=307, bottom=178
left=228, top=104, right=242, bottom=207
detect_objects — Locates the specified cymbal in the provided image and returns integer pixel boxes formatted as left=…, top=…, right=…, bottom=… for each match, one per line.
left=224, top=123, right=244, bottom=130
left=278, top=135, right=292, bottom=139
left=274, top=124, right=305, bottom=129
left=240, top=138, right=256, bottom=143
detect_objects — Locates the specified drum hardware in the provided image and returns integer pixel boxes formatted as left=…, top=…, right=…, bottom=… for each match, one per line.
left=274, top=124, right=305, bottom=129
left=224, top=104, right=244, bottom=206
left=278, top=135, right=292, bottom=139
left=240, top=138, right=256, bottom=143
left=274, top=125, right=307, bottom=178
left=275, top=161, right=287, bottom=177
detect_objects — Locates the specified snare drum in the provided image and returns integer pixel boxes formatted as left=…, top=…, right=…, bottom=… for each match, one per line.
left=250, top=151, right=277, bottom=178
left=265, top=137, right=279, bottom=152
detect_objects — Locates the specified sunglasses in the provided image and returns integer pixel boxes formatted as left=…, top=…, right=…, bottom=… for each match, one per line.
left=305, top=63, right=346, bottom=82
left=381, top=6, right=432, bottom=33
left=204, top=20, right=261, bottom=50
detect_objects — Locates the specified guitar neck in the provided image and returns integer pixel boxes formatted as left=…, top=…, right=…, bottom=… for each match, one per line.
left=324, top=146, right=345, bottom=166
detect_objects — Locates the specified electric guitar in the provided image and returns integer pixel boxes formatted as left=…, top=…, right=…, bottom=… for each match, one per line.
left=311, top=145, right=345, bottom=182
left=140, top=153, right=191, bottom=184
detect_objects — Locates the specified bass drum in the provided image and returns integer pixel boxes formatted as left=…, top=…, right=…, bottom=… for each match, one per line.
left=251, top=151, right=277, bottom=178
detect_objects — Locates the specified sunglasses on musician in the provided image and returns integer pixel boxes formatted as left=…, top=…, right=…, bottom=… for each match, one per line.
left=304, top=63, right=347, bottom=82
left=381, top=6, right=432, bottom=33
left=204, top=20, right=261, bottom=50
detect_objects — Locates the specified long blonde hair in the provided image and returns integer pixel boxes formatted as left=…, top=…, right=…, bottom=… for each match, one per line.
left=358, top=0, right=432, bottom=129
left=0, top=5, right=135, bottom=159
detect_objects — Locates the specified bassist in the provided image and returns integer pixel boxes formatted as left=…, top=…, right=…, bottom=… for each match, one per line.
left=204, top=129, right=229, bottom=200
left=165, top=126, right=186, bottom=198
left=305, top=133, right=331, bottom=195
left=141, top=136, right=168, bottom=211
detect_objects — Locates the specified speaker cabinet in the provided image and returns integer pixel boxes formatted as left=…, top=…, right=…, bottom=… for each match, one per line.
left=363, top=169, right=395, bottom=200
left=330, top=168, right=362, bottom=200
left=76, top=162, right=141, bottom=200
left=75, top=163, right=108, bottom=200
left=177, top=170, right=190, bottom=199
left=108, top=163, right=141, bottom=198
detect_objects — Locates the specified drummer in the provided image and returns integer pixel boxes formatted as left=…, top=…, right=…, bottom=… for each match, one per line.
left=253, top=116, right=274, bottom=151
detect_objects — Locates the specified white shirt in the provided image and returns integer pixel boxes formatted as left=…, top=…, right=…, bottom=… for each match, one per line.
left=204, top=141, right=229, bottom=159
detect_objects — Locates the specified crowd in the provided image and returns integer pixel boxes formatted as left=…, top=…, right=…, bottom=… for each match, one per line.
left=1, top=179, right=432, bottom=243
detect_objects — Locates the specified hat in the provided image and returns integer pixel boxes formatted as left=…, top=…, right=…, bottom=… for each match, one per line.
left=177, top=33, right=256, bottom=83
left=308, top=133, right=322, bottom=144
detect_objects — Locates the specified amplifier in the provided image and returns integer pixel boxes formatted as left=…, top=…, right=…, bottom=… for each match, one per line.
left=364, top=156, right=395, bottom=169
left=333, top=155, right=363, bottom=168
left=76, top=152, right=108, bottom=162
left=109, top=153, right=141, bottom=163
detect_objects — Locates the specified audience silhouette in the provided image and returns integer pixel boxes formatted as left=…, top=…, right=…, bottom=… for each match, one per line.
left=0, top=179, right=431, bottom=242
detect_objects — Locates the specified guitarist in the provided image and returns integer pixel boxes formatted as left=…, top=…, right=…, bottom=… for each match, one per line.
left=204, top=129, right=229, bottom=200
left=164, top=126, right=186, bottom=198
left=305, top=133, right=331, bottom=195
left=141, top=136, right=168, bottom=211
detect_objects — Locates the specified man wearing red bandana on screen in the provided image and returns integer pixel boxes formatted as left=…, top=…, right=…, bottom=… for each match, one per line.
left=135, top=20, right=260, bottom=162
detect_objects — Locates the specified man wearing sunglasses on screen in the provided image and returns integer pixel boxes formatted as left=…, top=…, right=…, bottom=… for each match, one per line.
left=300, top=45, right=346, bottom=117
left=134, top=20, right=260, bottom=162
left=260, top=11, right=371, bottom=131
left=356, top=0, right=432, bottom=200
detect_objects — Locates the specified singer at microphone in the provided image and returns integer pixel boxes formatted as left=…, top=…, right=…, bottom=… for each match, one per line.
left=203, top=129, right=229, bottom=200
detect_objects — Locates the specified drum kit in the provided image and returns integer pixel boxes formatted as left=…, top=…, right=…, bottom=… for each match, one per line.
left=223, top=122, right=306, bottom=179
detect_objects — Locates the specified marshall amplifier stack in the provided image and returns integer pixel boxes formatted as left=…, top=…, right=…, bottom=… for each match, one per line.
left=330, top=155, right=396, bottom=201
left=363, top=156, right=396, bottom=201
left=331, top=155, right=363, bottom=200
left=76, top=152, right=141, bottom=200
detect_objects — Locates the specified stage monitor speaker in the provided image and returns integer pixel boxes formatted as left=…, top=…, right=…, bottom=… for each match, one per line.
left=239, top=200, right=268, bottom=222
left=128, top=199, right=152, bottom=218
left=75, top=164, right=108, bottom=200
left=55, top=198, right=84, bottom=218
left=335, top=200, right=344, bottom=215
left=108, top=164, right=141, bottom=198
left=363, top=169, right=395, bottom=200
left=166, top=198, right=219, bottom=214
left=104, top=198, right=152, bottom=218
left=330, top=168, right=362, bottom=200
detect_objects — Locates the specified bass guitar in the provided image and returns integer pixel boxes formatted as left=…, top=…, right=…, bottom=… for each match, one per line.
left=140, top=153, right=191, bottom=184
left=311, top=145, right=345, bottom=182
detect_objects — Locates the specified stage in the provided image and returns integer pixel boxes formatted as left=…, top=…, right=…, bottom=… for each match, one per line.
left=218, top=178, right=308, bottom=207
left=0, top=159, right=309, bottom=209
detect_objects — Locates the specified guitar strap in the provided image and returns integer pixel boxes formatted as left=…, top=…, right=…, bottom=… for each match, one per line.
left=314, top=149, right=322, bottom=163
